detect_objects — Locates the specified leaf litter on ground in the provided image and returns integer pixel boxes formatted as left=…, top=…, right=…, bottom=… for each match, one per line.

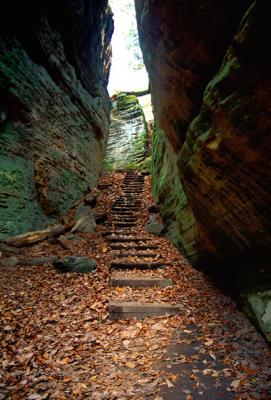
left=0, top=172, right=271, bottom=399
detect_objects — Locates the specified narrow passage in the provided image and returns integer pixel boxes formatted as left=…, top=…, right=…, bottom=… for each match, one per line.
left=1, top=172, right=270, bottom=399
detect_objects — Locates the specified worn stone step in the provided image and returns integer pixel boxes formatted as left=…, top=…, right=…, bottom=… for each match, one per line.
left=112, top=252, right=157, bottom=258
left=111, top=208, right=139, bottom=212
left=114, top=199, right=141, bottom=203
left=124, top=185, right=144, bottom=190
left=110, top=244, right=159, bottom=250
left=111, top=210, right=135, bottom=214
left=102, top=231, right=136, bottom=237
left=114, top=202, right=140, bottom=207
left=110, top=217, right=136, bottom=221
left=110, top=261, right=165, bottom=270
left=113, top=223, right=137, bottom=228
left=123, top=191, right=142, bottom=193
left=112, top=206, right=140, bottom=209
left=109, top=301, right=183, bottom=319
left=110, top=274, right=172, bottom=288
left=111, top=218, right=137, bottom=222
left=108, top=237, right=152, bottom=243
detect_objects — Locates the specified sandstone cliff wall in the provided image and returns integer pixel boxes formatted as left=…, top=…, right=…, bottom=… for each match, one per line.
left=0, top=0, right=113, bottom=238
left=104, top=93, right=149, bottom=171
left=135, top=0, right=271, bottom=338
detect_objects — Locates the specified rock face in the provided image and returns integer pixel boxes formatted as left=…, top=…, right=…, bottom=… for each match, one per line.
left=104, top=93, right=149, bottom=170
left=135, top=0, right=271, bottom=340
left=0, top=1, right=113, bottom=239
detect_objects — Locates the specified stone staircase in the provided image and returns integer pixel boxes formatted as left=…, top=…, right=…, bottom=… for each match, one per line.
left=105, top=171, right=183, bottom=320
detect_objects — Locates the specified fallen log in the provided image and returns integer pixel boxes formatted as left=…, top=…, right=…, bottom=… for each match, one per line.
left=19, top=256, right=58, bottom=266
left=3, top=224, right=68, bottom=247
left=0, top=243, right=19, bottom=255
left=1, top=255, right=58, bottom=267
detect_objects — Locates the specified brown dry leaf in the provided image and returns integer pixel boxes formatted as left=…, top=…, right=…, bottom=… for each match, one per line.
left=204, top=338, right=214, bottom=346
left=115, top=287, right=125, bottom=293
left=126, top=361, right=136, bottom=369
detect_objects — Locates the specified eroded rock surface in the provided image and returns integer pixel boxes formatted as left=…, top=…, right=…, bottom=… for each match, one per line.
left=0, top=0, right=113, bottom=238
left=135, top=0, right=271, bottom=339
left=104, top=93, right=149, bottom=170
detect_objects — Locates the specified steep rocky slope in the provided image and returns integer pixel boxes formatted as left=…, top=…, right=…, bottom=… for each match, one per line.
left=135, top=0, right=271, bottom=339
left=0, top=0, right=113, bottom=238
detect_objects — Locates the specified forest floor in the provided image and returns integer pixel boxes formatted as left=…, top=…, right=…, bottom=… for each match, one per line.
left=0, top=172, right=271, bottom=400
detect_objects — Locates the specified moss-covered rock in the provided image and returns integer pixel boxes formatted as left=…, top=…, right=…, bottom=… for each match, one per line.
left=0, top=1, right=113, bottom=237
left=104, top=93, right=150, bottom=171
left=136, top=0, right=271, bottom=340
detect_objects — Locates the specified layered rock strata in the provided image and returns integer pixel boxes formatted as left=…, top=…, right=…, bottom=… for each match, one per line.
left=104, top=93, right=149, bottom=170
left=135, top=0, right=271, bottom=339
left=0, top=0, right=113, bottom=238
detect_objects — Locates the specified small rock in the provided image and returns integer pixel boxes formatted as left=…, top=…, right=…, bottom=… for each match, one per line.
left=64, top=234, right=83, bottom=241
left=95, top=213, right=108, bottom=224
left=148, top=204, right=159, bottom=213
left=53, top=257, right=97, bottom=273
left=84, top=194, right=98, bottom=207
left=1, top=256, right=20, bottom=268
left=144, top=216, right=164, bottom=236
left=72, top=206, right=96, bottom=233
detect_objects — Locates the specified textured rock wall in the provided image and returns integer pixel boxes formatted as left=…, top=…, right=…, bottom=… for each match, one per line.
left=0, top=1, right=113, bottom=238
left=135, top=0, right=254, bottom=263
left=135, top=1, right=271, bottom=339
left=104, top=93, right=149, bottom=171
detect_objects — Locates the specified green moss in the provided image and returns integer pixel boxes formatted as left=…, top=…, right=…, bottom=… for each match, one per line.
left=0, top=156, right=50, bottom=238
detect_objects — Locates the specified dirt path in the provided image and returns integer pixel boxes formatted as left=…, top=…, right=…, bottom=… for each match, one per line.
left=1, top=172, right=270, bottom=399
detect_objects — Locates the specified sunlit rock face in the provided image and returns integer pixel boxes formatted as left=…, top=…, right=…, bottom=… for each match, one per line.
left=0, top=0, right=113, bottom=238
left=136, top=0, right=271, bottom=339
left=104, top=93, right=149, bottom=170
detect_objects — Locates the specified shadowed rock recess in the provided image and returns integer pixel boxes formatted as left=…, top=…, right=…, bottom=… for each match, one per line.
left=135, top=0, right=271, bottom=340
left=0, top=0, right=113, bottom=238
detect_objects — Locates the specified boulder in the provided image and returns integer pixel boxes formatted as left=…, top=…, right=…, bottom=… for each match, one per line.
left=72, top=206, right=96, bottom=233
left=53, top=256, right=97, bottom=273
left=248, top=291, right=271, bottom=343
left=144, top=216, right=164, bottom=236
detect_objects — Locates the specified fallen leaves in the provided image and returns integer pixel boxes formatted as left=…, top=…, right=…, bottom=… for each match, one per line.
left=0, top=172, right=271, bottom=399
left=125, top=361, right=136, bottom=369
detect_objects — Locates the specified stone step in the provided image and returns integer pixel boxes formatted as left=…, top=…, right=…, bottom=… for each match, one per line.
left=112, top=253, right=157, bottom=258
left=110, top=261, right=165, bottom=270
left=112, top=223, right=137, bottom=228
left=109, top=301, right=183, bottom=319
left=112, top=206, right=140, bottom=209
left=110, top=245, right=159, bottom=250
left=110, top=217, right=136, bottom=221
left=111, top=211, right=135, bottom=214
left=111, top=208, right=139, bottom=212
left=108, top=237, right=152, bottom=243
left=116, top=199, right=140, bottom=203
left=111, top=218, right=138, bottom=222
left=110, top=274, right=172, bottom=288
left=123, top=186, right=143, bottom=189
left=113, top=203, right=140, bottom=207
left=123, top=191, right=142, bottom=193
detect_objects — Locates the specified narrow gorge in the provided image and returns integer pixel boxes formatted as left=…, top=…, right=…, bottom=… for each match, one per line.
left=1, top=0, right=271, bottom=398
